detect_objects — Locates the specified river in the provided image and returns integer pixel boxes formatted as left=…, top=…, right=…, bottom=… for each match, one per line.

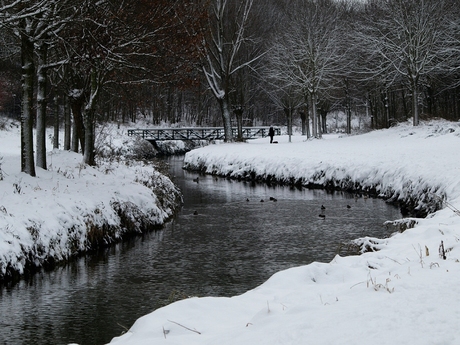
left=0, top=156, right=402, bottom=345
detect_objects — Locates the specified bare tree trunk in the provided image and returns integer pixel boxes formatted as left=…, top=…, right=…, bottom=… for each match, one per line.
left=233, top=106, right=244, bottom=141
left=345, top=88, right=352, bottom=134
left=83, top=108, right=95, bottom=165
left=346, top=105, right=352, bottom=134
left=36, top=43, right=48, bottom=169
left=219, top=98, right=233, bottom=142
left=64, top=95, right=71, bottom=150
left=53, top=95, right=59, bottom=149
left=83, top=68, right=100, bottom=166
left=70, top=98, right=85, bottom=153
left=20, top=34, right=36, bottom=177
left=71, top=121, right=78, bottom=152
left=321, top=111, right=328, bottom=134
left=311, top=92, right=320, bottom=138
left=284, top=107, right=293, bottom=143
left=202, top=0, right=256, bottom=142
left=412, top=83, right=419, bottom=126
left=317, top=109, right=323, bottom=137
left=300, top=103, right=308, bottom=136
left=384, top=90, right=390, bottom=128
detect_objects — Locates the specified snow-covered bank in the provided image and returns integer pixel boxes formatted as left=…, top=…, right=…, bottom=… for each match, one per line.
left=0, top=120, right=181, bottom=281
left=184, top=122, right=457, bottom=217
left=110, top=120, right=460, bottom=345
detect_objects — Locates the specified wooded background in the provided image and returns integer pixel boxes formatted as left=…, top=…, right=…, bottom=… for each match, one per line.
left=1, top=0, right=459, bottom=174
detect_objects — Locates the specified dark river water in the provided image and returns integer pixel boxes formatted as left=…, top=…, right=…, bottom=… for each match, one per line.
left=0, top=156, right=402, bottom=345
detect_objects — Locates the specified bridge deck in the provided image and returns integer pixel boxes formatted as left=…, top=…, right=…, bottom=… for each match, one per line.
left=127, top=127, right=280, bottom=141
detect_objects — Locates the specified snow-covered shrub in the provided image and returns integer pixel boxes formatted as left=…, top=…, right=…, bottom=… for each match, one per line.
left=133, top=168, right=182, bottom=210
left=94, top=123, right=127, bottom=158
left=96, top=134, right=158, bottom=161
left=155, top=140, right=188, bottom=155
left=0, top=117, right=6, bottom=130
left=128, top=137, right=158, bottom=160
left=384, top=218, right=418, bottom=234
left=355, top=237, right=388, bottom=253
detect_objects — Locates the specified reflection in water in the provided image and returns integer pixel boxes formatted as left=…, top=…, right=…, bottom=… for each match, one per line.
left=0, top=156, right=402, bottom=345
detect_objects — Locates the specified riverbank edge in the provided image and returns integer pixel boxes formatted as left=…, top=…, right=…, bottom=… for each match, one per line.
left=183, top=164, right=442, bottom=218
left=183, top=159, right=431, bottom=257
left=0, top=161, right=183, bottom=285
left=183, top=146, right=443, bottom=220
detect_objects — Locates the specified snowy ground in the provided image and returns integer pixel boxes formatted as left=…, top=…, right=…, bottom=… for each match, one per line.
left=0, top=120, right=181, bottom=280
left=109, top=120, right=460, bottom=345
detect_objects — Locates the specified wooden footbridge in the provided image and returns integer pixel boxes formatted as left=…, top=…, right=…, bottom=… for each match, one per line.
left=127, top=127, right=280, bottom=141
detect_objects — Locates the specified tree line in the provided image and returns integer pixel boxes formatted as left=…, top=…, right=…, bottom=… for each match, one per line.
left=1, top=0, right=459, bottom=176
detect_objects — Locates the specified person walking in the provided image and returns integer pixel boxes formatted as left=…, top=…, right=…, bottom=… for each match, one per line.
left=268, top=126, right=275, bottom=143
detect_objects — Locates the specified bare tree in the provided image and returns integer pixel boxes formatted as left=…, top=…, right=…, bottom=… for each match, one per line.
left=201, top=0, right=263, bottom=142
left=35, top=2, right=74, bottom=169
left=356, top=0, right=452, bottom=126
left=264, top=0, right=346, bottom=138
left=264, top=34, right=303, bottom=142
left=290, top=0, right=346, bottom=137
left=1, top=1, right=43, bottom=176
left=0, top=0, right=74, bottom=174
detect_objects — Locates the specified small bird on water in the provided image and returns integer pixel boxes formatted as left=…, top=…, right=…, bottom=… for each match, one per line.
left=319, top=214, right=326, bottom=219
left=321, top=205, right=326, bottom=210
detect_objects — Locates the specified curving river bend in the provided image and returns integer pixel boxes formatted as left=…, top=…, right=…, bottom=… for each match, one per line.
left=0, top=156, right=402, bottom=345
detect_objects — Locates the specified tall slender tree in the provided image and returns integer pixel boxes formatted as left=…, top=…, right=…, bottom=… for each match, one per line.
left=201, top=0, right=263, bottom=142
left=0, top=0, right=74, bottom=174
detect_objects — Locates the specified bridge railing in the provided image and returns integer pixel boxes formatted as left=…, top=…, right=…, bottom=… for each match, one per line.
left=127, top=127, right=281, bottom=141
